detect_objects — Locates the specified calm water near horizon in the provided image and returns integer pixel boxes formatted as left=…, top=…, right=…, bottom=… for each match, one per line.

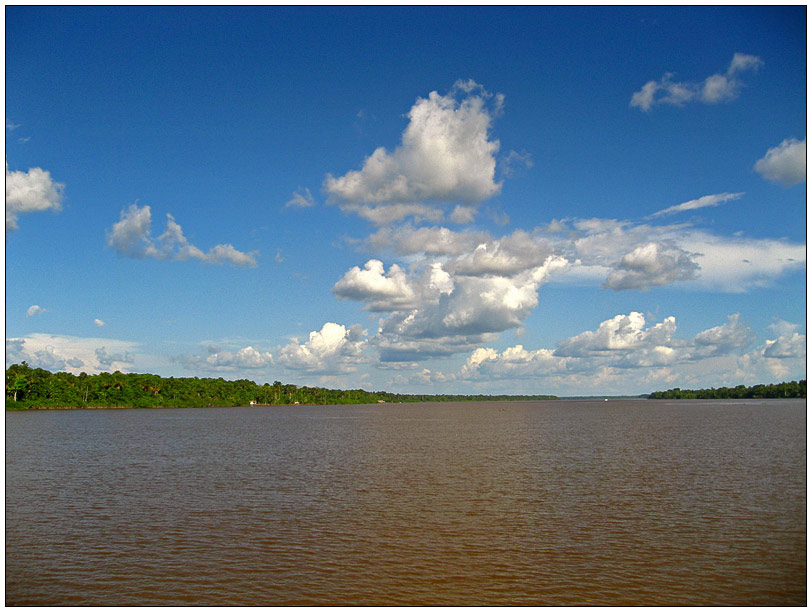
left=6, top=399, right=806, bottom=605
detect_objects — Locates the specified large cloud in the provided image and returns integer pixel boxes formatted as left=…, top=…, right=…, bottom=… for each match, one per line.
left=333, top=232, right=567, bottom=361
left=6, top=164, right=65, bottom=233
left=333, top=259, right=425, bottom=312
left=107, top=203, right=257, bottom=267
left=554, top=312, right=678, bottom=358
left=325, top=80, right=503, bottom=217
left=754, top=138, right=806, bottom=186
left=445, top=230, right=554, bottom=277
left=458, top=345, right=567, bottom=380
left=433, top=260, right=566, bottom=335
left=603, top=242, right=699, bottom=290
left=546, top=218, right=805, bottom=293
left=278, top=322, right=368, bottom=374
left=631, top=53, right=762, bottom=112
left=762, top=332, right=806, bottom=360
left=372, top=256, right=567, bottom=361
left=690, top=313, right=755, bottom=358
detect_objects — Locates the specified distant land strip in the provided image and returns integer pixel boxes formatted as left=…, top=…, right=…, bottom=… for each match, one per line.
left=5, top=362, right=557, bottom=410
left=648, top=380, right=805, bottom=399
left=5, top=363, right=804, bottom=410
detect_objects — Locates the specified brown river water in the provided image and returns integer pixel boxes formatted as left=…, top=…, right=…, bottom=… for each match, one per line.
left=5, top=399, right=806, bottom=605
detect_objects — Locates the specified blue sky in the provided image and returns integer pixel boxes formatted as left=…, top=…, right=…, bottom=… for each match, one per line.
left=5, top=6, right=807, bottom=396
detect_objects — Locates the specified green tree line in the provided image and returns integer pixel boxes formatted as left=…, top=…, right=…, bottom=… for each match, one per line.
left=648, top=380, right=806, bottom=399
left=5, top=362, right=557, bottom=410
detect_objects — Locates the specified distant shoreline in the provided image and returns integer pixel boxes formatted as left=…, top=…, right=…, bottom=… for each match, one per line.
left=8, top=397, right=807, bottom=412
left=5, top=363, right=804, bottom=410
left=5, top=363, right=561, bottom=410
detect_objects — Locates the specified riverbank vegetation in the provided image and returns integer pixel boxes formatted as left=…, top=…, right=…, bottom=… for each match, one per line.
left=5, top=362, right=557, bottom=410
left=648, top=380, right=805, bottom=399
left=7, top=363, right=804, bottom=410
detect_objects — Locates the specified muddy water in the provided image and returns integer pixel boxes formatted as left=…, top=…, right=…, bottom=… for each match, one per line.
left=5, top=399, right=806, bottom=605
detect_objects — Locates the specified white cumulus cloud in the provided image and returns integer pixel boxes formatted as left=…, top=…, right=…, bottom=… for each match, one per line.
left=554, top=312, right=678, bottom=357
left=333, top=259, right=423, bottom=312
left=440, top=310, right=785, bottom=394
left=374, top=256, right=567, bottom=361
left=603, top=242, right=699, bottom=290
left=278, top=322, right=368, bottom=374
left=446, top=230, right=555, bottom=277
left=754, top=138, right=806, bottom=186
left=762, top=332, right=806, bottom=360
left=6, top=163, right=65, bottom=233
left=325, top=80, right=503, bottom=219
left=459, top=344, right=566, bottom=380
left=107, top=203, right=258, bottom=267
left=690, top=313, right=755, bottom=358
left=337, top=204, right=804, bottom=369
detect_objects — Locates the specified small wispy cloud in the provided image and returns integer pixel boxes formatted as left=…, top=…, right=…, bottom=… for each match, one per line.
left=499, top=149, right=534, bottom=179
left=285, top=187, right=316, bottom=208
left=94, top=319, right=106, bottom=327
left=649, top=192, right=744, bottom=218
left=631, top=53, right=763, bottom=112
left=26, top=305, right=47, bottom=318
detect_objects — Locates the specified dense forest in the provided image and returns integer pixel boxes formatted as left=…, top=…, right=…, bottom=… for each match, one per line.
left=5, top=362, right=557, bottom=410
left=6, top=363, right=805, bottom=409
left=648, top=380, right=805, bottom=399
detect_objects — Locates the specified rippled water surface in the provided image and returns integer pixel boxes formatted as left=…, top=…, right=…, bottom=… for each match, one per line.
left=6, top=400, right=806, bottom=605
